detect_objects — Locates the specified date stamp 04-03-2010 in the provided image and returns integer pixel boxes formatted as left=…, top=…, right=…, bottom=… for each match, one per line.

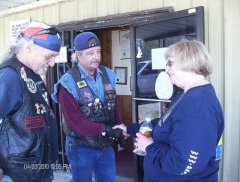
left=23, top=162, right=71, bottom=171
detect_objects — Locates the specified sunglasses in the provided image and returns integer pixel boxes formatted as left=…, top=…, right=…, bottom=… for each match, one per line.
left=17, top=27, right=59, bottom=40
left=29, top=27, right=59, bottom=38
left=166, top=60, right=174, bottom=67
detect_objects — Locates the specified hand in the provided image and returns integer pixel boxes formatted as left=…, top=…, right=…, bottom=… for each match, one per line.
left=102, top=126, right=124, bottom=140
left=113, top=124, right=129, bottom=138
left=133, top=133, right=153, bottom=154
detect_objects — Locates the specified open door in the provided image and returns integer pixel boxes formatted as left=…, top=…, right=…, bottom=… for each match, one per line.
left=130, top=6, right=204, bottom=182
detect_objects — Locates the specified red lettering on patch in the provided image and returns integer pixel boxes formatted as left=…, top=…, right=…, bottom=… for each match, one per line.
left=25, top=115, right=45, bottom=129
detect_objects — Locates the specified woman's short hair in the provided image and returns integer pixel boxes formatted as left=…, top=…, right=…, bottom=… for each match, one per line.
left=164, top=40, right=212, bottom=77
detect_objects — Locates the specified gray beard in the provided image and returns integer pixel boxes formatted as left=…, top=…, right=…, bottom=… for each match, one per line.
left=36, top=66, right=48, bottom=76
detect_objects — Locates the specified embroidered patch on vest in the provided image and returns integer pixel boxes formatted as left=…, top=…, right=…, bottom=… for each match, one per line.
left=79, top=87, right=94, bottom=102
left=42, top=91, right=50, bottom=105
left=77, top=80, right=87, bottom=88
left=25, top=115, right=45, bottom=129
left=35, top=103, right=46, bottom=114
left=20, top=67, right=27, bottom=81
left=26, top=78, right=37, bottom=93
left=20, top=67, right=37, bottom=93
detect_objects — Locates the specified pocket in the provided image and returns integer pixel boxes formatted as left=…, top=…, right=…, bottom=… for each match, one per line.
left=9, top=155, right=38, bottom=163
left=8, top=155, right=40, bottom=182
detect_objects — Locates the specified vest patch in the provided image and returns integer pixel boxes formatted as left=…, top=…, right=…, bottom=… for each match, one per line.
left=20, top=67, right=37, bottom=93
left=35, top=103, right=47, bottom=114
left=79, top=87, right=94, bottom=103
left=25, top=115, right=45, bottom=129
left=77, top=80, right=87, bottom=88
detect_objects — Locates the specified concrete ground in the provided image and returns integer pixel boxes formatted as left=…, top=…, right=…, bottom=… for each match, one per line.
left=53, top=170, right=134, bottom=182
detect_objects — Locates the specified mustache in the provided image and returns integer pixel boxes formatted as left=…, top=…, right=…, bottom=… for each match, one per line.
left=91, top=61, right=100, bottom=64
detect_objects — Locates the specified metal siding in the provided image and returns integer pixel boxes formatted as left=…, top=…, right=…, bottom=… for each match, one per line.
left=59, top=1, right=76, bottom=23
left=192, top=0, right=208, bottom=7
left=208, top=0, right=224, bottom=102
left=3, top=14, right=15, bottom=43
left=223, top=0, right=240, bottom=181
left=163, top=0, right=192, bottom=10
left=43, top=4, right=59, bottom=25
left=104, top=0, right=118, bottom=15
left=118, top=0, right=139, bottom=13
left=76, top=0, right=95, bottom=20
left=14, top=11, right=29, bottom=20
left=28, top=8, right=43, bottom=20
left=140, top=0, right=164, bottom=10
left=96, top=0, right=109, bottom=16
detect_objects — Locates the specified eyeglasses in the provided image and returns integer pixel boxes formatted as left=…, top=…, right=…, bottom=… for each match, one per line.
left=166, top=60, right=174, bottom=67
left=17, top=27, right=59, bottom=40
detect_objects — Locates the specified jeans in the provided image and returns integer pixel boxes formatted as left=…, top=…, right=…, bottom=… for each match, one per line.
left=65, top=137, right=116, bottom=182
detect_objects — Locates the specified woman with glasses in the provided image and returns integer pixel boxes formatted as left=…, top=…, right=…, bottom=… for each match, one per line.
left=114, top=40, right=224, bottom=182
left=0, top=20, right=61, bottom=182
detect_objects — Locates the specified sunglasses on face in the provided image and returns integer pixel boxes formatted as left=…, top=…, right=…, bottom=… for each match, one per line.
left=166, top=60, right=174, bottom=67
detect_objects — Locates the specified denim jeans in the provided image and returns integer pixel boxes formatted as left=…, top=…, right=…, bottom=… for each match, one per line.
left=65, top=137, right=116, bottom=182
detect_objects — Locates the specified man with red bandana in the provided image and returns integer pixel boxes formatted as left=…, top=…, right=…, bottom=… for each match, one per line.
left=0, top=21, right=61, bottom=182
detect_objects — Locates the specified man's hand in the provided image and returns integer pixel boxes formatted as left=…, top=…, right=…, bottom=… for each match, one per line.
left=102, top=125, right=133, bottom=151
left=113, top=124, right=129, bottom=138
left=102, top=126, right=124, bottom=140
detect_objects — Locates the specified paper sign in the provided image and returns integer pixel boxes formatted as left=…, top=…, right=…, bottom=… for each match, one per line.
left=55, top=46, right=67, bottom=63
left=151, top=47, right=167, bottom=70
left=10, top=18, right=31, bottom=40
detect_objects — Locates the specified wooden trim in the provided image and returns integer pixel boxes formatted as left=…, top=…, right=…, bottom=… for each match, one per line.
left=56, top=7, right=173, bottom=31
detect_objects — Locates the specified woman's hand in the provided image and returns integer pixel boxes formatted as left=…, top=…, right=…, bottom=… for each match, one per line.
left=133, top=133, right=153, bottom=154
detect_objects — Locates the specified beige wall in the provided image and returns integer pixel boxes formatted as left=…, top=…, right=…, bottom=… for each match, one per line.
left=112, top=30, right=132, bottom=96
left=1, top=0, right=240, bottom=181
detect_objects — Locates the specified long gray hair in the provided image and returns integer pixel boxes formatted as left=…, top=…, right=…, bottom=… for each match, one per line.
left=1, top=38, right=25, bottom=62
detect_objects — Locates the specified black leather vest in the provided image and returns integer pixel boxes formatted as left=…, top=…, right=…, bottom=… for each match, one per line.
left=0, top=58, right=58, bottom=182
left=66, top=66, right=117, bottom=149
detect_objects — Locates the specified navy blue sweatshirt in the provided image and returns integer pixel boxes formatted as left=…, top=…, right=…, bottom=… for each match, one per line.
left=127, top=84, right=224, bottom=182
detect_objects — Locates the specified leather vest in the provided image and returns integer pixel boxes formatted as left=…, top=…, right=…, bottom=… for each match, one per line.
left=65, top=66, right=116, bottom=149
left=0, top=58, right=58, bottom=182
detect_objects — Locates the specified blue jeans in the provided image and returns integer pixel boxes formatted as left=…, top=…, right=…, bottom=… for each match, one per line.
left=65, top=137, right=116, bottom=182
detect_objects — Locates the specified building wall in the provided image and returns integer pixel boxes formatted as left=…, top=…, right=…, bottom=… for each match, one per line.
left=0, top=0, right=240, bottom=181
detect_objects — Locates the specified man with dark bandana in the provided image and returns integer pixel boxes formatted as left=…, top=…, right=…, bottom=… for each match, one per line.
left=52, top=32, right=122, bottom=182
